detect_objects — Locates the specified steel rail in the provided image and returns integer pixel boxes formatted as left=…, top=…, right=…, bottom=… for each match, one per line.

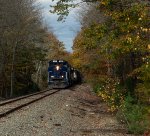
left=0, top=89, right=50, bottom=106
left=0, top=89, right=60, bottom=118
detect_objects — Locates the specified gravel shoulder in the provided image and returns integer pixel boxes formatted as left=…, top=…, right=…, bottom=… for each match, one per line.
left=0, top=84, right=135, bottom=136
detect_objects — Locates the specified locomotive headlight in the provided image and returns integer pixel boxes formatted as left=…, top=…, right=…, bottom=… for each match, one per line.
left=56, top=65, right=60, bottom=71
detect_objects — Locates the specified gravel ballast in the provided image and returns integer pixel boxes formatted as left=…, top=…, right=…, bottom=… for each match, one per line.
left=0, top=84, right=135, bottom=136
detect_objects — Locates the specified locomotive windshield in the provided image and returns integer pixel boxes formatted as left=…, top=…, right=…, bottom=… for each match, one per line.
left=48, top=60, right=68, bottom=67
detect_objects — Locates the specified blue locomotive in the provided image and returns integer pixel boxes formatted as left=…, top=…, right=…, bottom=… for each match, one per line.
left=48, top=60, right=81, bottom=88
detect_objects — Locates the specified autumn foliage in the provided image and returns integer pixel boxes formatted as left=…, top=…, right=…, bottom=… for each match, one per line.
left=70, top=0, right=150, bottom=134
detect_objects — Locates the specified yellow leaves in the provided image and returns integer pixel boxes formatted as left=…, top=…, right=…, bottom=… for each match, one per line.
left=72, top=51, right=79, bottom=58
left=100, top=0, right=109, bottom=6
left=71, top=50, right=85, bottom=69
left=140, top=27, right=149, bottom=32
left=98, top=89, right=122, bottom=112
left=127, top=37, right=132, bottom=43
left=136, top=35, right=140, bottom=40
left=142, top=28, right=149, bottom=32
left=101, top=1, right=107, bottom=6
left=148, top=44, right=150, bottom=50
left=96, top=78, right=125, bottom=112
left=138, top=18, right=142, bottom=21
left=134, top=26, right=138, bottom=29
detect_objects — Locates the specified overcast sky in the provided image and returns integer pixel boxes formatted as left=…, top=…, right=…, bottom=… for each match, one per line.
left=37, top=0, right=81, bottom=52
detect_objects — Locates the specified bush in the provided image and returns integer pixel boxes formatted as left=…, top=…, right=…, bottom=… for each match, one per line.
left=94, top=78, right=125, bottom=111
left=118, top=95, right=149, bottom=134
left=93, top=83, right=103, bottom=93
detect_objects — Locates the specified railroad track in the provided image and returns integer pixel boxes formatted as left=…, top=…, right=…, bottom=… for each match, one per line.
left=0, top=89, right=60, bottom=118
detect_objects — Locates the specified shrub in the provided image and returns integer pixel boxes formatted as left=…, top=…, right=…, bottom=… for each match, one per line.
left=119, top=95, right=149, bottom=134
left=95, top=78, right=125, bottom=111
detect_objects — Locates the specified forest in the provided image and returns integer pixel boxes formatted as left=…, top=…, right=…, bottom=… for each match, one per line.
left=0, top=0, right=150, bottom=134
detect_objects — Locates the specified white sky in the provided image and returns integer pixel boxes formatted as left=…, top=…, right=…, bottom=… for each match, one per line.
left=37, top=0, right=81, bottom=52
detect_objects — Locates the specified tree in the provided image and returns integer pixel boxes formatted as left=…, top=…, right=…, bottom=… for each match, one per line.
left=46, top=33, right=70, bottom=60
left=72, top=0, right=149, bottom=99
left=0, top=0, right=49, bottom=97
left=50, top=0, right=97, bottom=21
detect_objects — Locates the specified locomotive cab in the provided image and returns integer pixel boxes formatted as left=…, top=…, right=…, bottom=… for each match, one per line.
left=48, top=60, right=71, bottom=88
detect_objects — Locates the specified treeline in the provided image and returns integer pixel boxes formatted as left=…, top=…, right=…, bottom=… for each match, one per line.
left=72, top=0, right=149, bottom=103
left=51, top=0, right=150, bottom=134
left=73, top=1, right=150, bottom=134
left=0, top=0, right=68, bottom=98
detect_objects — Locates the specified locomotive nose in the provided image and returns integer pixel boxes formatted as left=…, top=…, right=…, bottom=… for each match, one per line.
left=56, top=65, right=60, bottom=71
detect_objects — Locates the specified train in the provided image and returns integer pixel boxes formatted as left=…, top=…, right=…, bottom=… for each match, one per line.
left=48, top=60, right=82, bottom=88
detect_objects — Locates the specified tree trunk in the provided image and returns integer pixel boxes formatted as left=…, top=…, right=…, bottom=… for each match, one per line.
left=10, top=42, right=17, bottom=97
left=36, top=61, right=41, bottom=86
left=0, top=42, right=6, bottom=97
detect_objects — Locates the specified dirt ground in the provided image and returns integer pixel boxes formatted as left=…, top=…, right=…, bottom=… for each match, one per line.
left=67, top=84, right=135, bottom=136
